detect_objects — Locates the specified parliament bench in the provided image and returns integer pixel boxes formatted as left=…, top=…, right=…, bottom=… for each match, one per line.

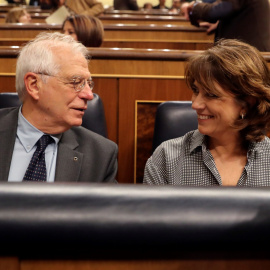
left=99, top=14, right=191, bottom=26
left=0, top=37, right=214, bottom=50
left=0, top=23, right=213, bottom=42
left=1, top=183, right=270, bottom=269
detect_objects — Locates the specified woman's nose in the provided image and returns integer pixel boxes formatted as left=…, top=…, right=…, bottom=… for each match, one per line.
left=191, top=93, right=205, bottom=110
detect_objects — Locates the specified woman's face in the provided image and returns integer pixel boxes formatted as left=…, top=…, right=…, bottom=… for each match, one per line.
left=191, top=81, right=245, bottom=140
left=19, top=11, right=31, bottom=23
left=63, top=21, right=78, bottom=41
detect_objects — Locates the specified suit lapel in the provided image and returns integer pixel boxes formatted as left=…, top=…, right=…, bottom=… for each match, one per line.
left=55, top=129, right=84, bottom=182
left=0, top=108, right=19, bottom=181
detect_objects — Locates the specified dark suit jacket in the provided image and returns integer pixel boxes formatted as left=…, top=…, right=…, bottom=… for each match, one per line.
left=113, top=0, right=139, bottom=10
left=0, top=107, right=118, bottom=183
left=191, top=0, right=270, bottom=52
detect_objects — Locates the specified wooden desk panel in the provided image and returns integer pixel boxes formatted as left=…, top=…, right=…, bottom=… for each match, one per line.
left=102, top=40, right=213, bottom=50
left=0, top=47, right=194, bottom=76
left=0, top=38, right=214, bottom=50
left=104, top=25, right=213, bottom=41
left=0, top=23, right=213, bottom=42
left=19, top=260, right=270, bottom=270
left=0, top=23, right=60, bottom=38
left=99, top=14, right=190, bottom=26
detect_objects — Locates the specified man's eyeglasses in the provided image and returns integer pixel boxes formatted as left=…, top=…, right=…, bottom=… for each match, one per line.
left=36, top=73, right=94, bottom=92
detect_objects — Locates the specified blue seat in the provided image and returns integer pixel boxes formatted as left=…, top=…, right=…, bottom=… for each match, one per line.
left=0, top=92, right=108, bottom=137
left=152, top=101, right=198, bottom=152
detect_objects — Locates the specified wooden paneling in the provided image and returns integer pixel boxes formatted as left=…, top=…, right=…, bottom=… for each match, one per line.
left=0, top=23, right=213, bottom=42
left=92, top=77, right=118, bottom=143
left=135, top=101, right=160, bottom=183
left=103, top=25, right=213, bottom=41
left=19, top=259, right=270, bottom=270
left=99, top=14, right=190, bottom=26
left=0, top=47, right=194, bottom=76
left=0, top=257, right=19, bottom=270
left=102, top=40, right=213, bottom=50
left=0, top=38, right=214, bottom=50
left=0, top=24, right=59, bottom=38
left=118, top=78, right=192, bottom=183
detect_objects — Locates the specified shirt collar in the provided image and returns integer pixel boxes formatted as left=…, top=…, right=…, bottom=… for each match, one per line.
left=17, top=107, right=61, bottom=153
left=190, top=130, right=206, bottom=153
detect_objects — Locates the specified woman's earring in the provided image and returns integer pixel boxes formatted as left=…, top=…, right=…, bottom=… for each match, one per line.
left=241, top=113, right=245, bottom=119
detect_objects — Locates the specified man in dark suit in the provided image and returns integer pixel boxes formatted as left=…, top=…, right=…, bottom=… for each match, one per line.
left=0, top=32, right=118, bottom=183
left=113, top=0, right=139, bottom=11
left=181, top=0, right=270, bottom=52
left=153, top=0, right=169, bottom=9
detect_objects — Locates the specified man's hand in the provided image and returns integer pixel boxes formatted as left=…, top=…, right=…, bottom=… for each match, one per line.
left=199, top=21, right=219, bottom=34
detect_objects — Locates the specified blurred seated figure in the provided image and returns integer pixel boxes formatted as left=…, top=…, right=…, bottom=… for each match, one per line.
left=6, top=0, right=26, bottom=3
left=113, top=0, right=139, bottom=10
left=62, top=15, right=104, bottom=47
left=143, top=2, right=153, bottom=9
left=41, top=0, right=104, bottom=16
left=153, top=0, right=169, bottom=9
left=144, top=39, right=270, bottom=186
left=169, top=0, right=181, bottom=14
left=29, top=0, right=40, bottom=5
left=5, top=7, right=31, bottom=23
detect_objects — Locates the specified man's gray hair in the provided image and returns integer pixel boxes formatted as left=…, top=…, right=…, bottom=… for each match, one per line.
left=16, top=32, right=89, bottom=101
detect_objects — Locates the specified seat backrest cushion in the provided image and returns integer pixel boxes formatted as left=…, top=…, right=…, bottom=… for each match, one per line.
left=152, top=101, right=198, bottom=152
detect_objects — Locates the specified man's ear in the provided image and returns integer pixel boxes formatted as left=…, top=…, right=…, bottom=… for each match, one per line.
left=24, top=72, right=41, bottom=100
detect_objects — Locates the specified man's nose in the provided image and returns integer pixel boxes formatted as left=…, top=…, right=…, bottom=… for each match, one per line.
left=79, top=84, right=94, bottom=100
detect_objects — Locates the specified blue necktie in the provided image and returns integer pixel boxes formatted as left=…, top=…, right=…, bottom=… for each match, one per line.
left=23, top=135, right=54, bottom=181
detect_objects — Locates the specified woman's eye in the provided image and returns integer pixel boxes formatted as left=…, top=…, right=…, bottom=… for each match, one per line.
left=205, top=93, right=218, bottom=98
left=191, top=86, right=199, bottom=95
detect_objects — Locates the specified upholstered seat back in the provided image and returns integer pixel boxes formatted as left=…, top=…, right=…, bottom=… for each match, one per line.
left=152, top=101, right=198, bottom=152
left=0, top=92, right=107, bottom=137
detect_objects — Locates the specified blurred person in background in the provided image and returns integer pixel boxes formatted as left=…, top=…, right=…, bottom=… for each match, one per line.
left=143, top=2, right=153, bottom=9
left=170, top=0, right=181, bottom=13
left=62, top=14, right=104, bottom=47
left=40, top=0, right=104, bottom=16
left=113, top=0, right=139, bottom=10
left=153, top=0, right=169, bottom=9
left=5, top=7, right=31, bottom=23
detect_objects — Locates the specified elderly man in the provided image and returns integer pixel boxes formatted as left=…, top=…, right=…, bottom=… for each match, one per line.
left=0, top=32, right=118, bottom=183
